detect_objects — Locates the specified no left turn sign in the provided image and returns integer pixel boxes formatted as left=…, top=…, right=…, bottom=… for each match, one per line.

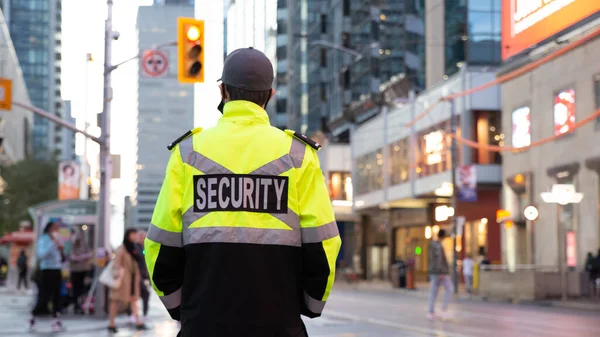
left=141, top=50, right=169, bottom=78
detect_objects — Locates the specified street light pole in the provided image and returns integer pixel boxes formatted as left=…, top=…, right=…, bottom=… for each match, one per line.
left=449, top=97, right=459, bottom=294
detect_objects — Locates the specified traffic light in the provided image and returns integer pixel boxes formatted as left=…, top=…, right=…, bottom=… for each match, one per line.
left=177, top=17, right=204, bottom=83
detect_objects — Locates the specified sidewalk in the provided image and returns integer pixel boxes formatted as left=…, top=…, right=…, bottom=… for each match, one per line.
left=333, top=280, right=600, bottom=312
left=0, top=287, right=178, bottom=336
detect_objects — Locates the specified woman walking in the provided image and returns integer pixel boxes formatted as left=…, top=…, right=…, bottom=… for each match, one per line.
left=29, top=221, right=66, bottom=332
left=107, top=228, right=147, bottom=333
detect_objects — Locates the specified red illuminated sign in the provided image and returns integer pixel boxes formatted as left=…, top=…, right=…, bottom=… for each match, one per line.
left=502, top=0, right=600, bottom=60
left=553, top=89, right=575, bottom=135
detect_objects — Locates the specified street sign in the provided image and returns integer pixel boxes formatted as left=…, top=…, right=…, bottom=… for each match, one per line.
left=141, top=50, right=169, bottom=78
left=0, top=78, right=12, bottom=110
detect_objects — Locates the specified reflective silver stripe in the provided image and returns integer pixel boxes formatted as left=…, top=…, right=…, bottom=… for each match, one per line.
left=159, top=287, right=182, bottom=309
left=270, top=208, right=300, bottom=229
left=183, top=226, right=301, bottom=247
left=183, top=207, right=209, bottom=228
left=289, top=138, right=307, bottom=168
left=304, top=291, right=326, bottom=314
left=179, top=138, right=232, bottom=174
left=301, top=221, right=339, bottom=243
left=147, top=223, right=183, bottom=248
left=249, top=138, right=306, bottom=175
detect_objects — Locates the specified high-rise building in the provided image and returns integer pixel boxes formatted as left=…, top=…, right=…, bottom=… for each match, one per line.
left=224, top=0, right=279, bottom=126
left=131, top=4, right=195, bottom=229
left=60, top=101, right=76, bottom=161
left=425, top=0, right=501, bottom=87
left=2, top=0, right=63, bottom=160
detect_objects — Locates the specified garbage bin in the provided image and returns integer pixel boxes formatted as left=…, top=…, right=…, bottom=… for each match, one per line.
left=391, top=261, right=406, bottom=288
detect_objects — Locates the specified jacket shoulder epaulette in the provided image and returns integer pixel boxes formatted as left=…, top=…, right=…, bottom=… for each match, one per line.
left=284, top=129, right=322, bottom=151
left=167, top=127, right=203, bottom=151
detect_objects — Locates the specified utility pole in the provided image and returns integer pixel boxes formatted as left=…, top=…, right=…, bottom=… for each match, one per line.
left=94, top=0, right=114, bottom=316
left=450, top=97, right=459, bottom=294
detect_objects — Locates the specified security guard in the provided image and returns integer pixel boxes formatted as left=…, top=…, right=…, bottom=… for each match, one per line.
left=145, top=47, right=342, bottom=337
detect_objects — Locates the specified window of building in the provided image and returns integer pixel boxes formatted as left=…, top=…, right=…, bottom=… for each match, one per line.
left=321, top=14, right=327, bottom=34
left=276, top=98, right=287, bottom=113
left=320, top=82, right=327, bottom=101
left=320, top=48, right=327, bottom=67
left=474, top=111, right=502, bottom=164
left=343, top=0, right=350, bottom=16
left=277, top=45, right=287, bottom=60
left=553, top=88, right=575, bottom=136
left=277, top=0, right=287, bottom=8
left=276, top=72, right=288, bottom=85
left=467, top=0, right=501, bottom=65
left=511, top=106, right=530, bottom=149
left=356, top=151, right=383, bottom=195
left=415, top=120, right=462, bottom=178
left=342, top=32, right=350, bottom=48
left=389, top=139, right=410, bottom=185
left=277, top=20, right=287, bottom=35
left=328, top=172, right=352, bottom=201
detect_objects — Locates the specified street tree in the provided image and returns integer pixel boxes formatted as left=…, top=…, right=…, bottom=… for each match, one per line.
left=0, top=159, right=58, bottom=235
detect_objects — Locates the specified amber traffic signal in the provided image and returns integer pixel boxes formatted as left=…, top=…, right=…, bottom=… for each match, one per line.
left=177, top=17, right=204, bottom=83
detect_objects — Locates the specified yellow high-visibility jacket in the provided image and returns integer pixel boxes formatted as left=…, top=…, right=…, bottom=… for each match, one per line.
left=145, top=100, right=341, bottom=337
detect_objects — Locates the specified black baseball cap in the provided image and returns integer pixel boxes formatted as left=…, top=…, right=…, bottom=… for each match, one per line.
left=219, top=47, right=274, bottom=91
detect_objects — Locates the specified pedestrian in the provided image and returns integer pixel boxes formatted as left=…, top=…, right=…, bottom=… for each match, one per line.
left=29, top=221, right=66, bottom=332
left=145, top=47, right=342, bottom=337
left=0, top=256, right=8, bottom=287
left=69, top=234, right=92, bottom=314
left=462, top=254, right=474, bottom=294
left=17, top=250, right=29, bottom=291
left=427, top=229, right=453, bottom=320
left=127, top=230, right=150, bottom=322
left=107, top=228, right=147, bottom=333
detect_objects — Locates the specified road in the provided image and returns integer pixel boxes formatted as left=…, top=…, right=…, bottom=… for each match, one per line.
left=1, top=287, right=599, bottom=336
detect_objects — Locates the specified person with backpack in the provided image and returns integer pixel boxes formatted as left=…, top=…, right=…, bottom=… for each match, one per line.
left=17, top=250, right=29, bottom=291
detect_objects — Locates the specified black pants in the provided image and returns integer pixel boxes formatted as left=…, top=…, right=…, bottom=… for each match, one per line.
left=140, top=281, right=150, bottom=316
left=18, top=271, right=28, bottom=290
left=70, top=271, right=87, bottom=312
left=32, top=269, right=62, bottom=318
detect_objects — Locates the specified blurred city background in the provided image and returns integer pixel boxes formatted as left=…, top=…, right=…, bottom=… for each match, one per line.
left=0, top=0, right=599, bottom=336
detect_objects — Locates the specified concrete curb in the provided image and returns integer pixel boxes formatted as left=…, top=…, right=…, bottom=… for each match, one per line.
left=334, top=283, right=600, bottom=312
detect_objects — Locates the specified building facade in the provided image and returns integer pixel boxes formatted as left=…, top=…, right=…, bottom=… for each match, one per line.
left=499, top=2, right=600, bottom=296
left=351, top=67, right=502, bottom=280
left=224, top=0, right=279, bottom=125
left=320, top=0, right=426, bottom=141
left=1, top=0, right=63, bottom=160
left=425, top=0, right=501, bottom=88
left=132, top=4, right=195, bottom=229
left=0, top=8, right=33, bottom=164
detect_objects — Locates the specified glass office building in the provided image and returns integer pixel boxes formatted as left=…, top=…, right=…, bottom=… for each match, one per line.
left=445, top=0, right=501, bottom=78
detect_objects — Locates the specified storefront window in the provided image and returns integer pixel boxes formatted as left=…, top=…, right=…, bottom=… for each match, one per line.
left=464, top=218, right=489, bottom=258
left=388, top=139, right=410, bottom=185
left=415, top=120, right=461, bottom=178
left=329, top=172, right=352, bottom=201
left=356, top=151, right=384, bottom=195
